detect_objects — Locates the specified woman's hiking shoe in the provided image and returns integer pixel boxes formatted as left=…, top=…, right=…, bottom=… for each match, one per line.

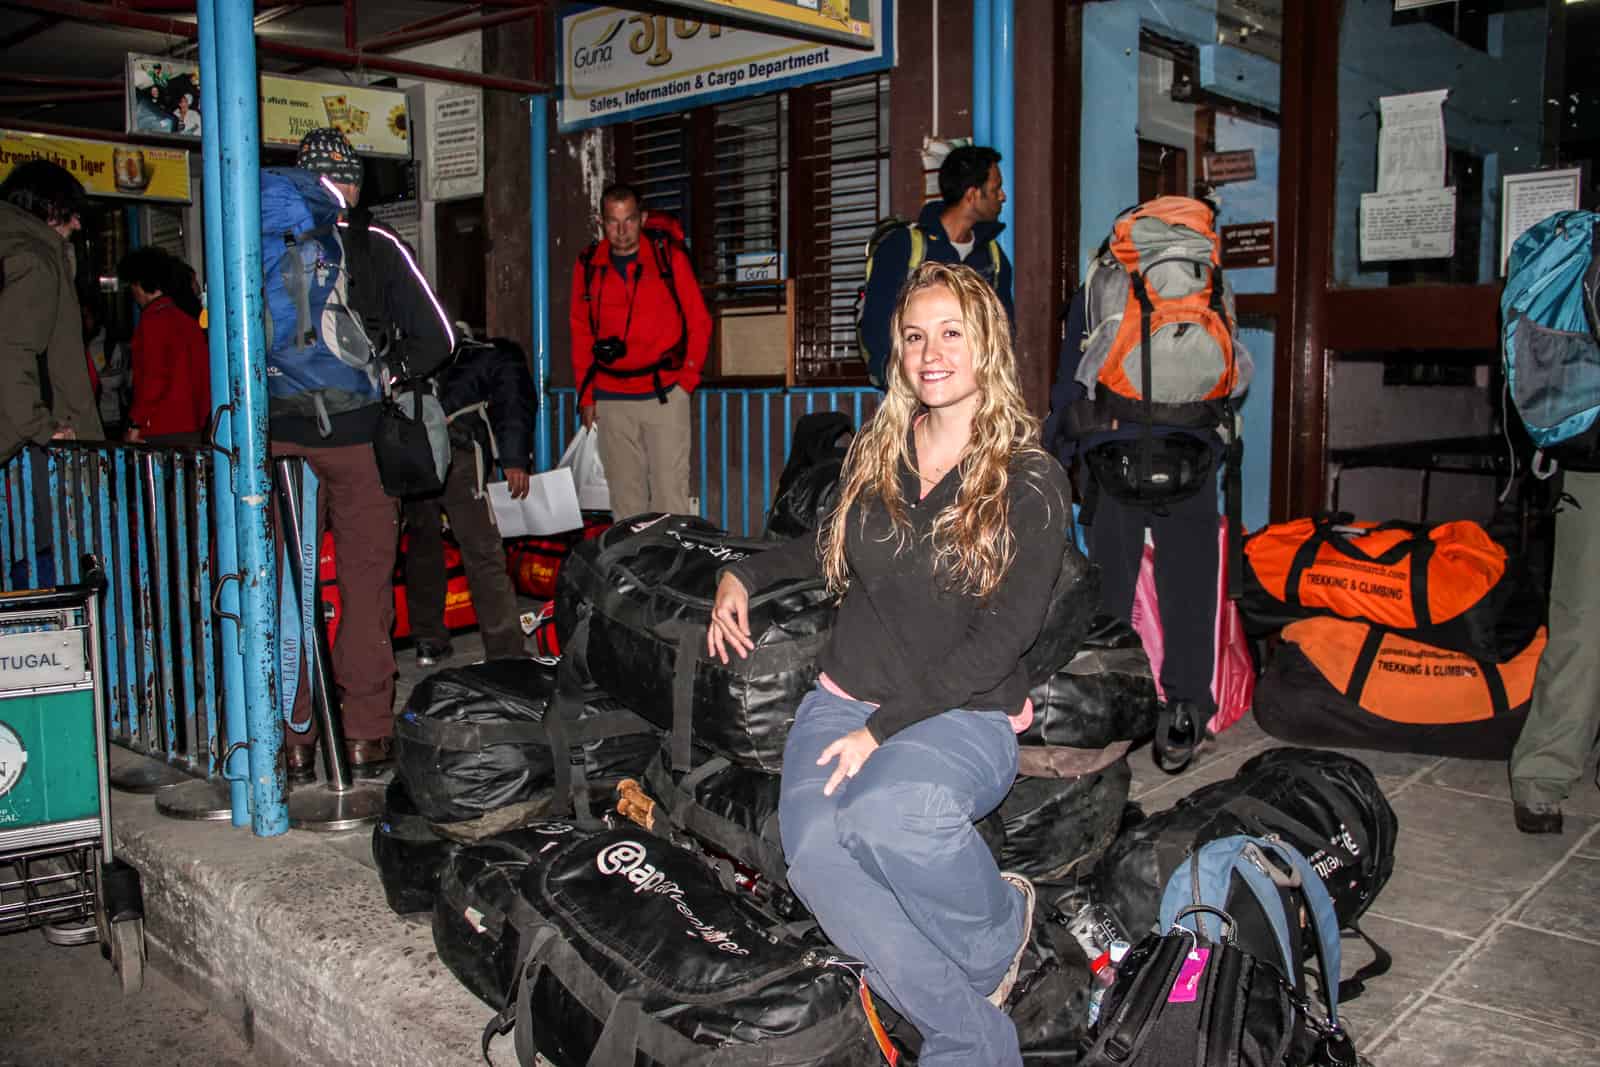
left=989, top=872, right=1036, bottom=1007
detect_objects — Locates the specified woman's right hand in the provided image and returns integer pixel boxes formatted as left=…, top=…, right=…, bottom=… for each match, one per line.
left=707, top=572, right=754, bottom=664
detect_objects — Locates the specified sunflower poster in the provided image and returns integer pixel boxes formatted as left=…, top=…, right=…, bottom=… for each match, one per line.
left=126, top=54, right=411, bottom=160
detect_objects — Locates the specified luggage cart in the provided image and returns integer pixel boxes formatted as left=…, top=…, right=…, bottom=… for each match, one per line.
left=0, top=560, right=145, bottom=993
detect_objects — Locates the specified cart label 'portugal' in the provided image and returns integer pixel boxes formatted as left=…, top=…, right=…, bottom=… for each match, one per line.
left=0, top=632, right=88, bottom=693
left=0, top=722, right=25, bottom=797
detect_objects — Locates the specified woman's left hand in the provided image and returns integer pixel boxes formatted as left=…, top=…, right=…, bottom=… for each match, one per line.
left=818, top=728, right=879, bottom=797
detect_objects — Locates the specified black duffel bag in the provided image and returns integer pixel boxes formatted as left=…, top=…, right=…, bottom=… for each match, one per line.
left=396, top=660, right=659, bottom=826
left=1020, top=543, right=1100, bottom=689
left=1020, top=615, right=1158, bottom=778
left=1093, top=749, right=1398, bottom=964
left=640, top=746, right=793, bottom=901
left=763, top=411, right=852, bottom=542
left=555, top=514, right=835, bottom=773
left=372, top=778, right=460, bottom=917
left=985, top=758, right=1131, bottom=882
left=479, top=827, right=890, bottom=1067
left=434, top=823, right=586, bottom=1010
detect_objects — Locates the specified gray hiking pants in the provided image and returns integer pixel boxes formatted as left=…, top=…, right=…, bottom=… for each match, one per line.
left=1511, top=470, right=1600, bottom=806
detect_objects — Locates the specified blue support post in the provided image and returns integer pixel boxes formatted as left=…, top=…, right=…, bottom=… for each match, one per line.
left=212, top=0, right=285, bottom=836
left=530, top=96, right=553, bottom=472
left=197, top=0, right=252, bottom=827
left=972, top=0, right=993, bottom=145
left=992, top=0, right=1015, bottom=265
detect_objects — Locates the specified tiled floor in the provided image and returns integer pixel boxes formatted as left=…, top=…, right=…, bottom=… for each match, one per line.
left=1123, top=713, right=1600, bottom=1067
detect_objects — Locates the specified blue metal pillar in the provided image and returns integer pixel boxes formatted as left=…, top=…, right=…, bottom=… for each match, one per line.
left=530, top=95, right=553, bottom=472
left=213, top=0, right=285, bottom=835
left=972, top=0, right=993, bottom=145
left=992, top=0, right=1015, bottom=264
left=197, top=0, right=252, bottom=827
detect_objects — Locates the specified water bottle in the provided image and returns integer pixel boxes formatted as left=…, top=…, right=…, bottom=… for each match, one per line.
left=1085, top=940, right=1130, bottom=1027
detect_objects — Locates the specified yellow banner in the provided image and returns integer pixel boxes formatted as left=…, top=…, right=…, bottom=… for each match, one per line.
left=0, top=131, right=191, bottom=203
left=260, top=74, right=411, bottom=158
left=660, top=0, right=873, bottom=48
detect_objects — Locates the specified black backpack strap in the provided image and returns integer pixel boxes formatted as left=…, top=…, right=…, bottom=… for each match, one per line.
left=1129, top=271, right=1158, bottom=491
left=1341, top=626, right=1387, bottom=704
left=1223, top=433, right=1244, bottom=601
left=665, top=618, right=700, bottom=772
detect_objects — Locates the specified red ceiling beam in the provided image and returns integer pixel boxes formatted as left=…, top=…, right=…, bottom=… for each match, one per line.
left=363, top=2, right=481, bottom=46
left=0, top=13, right=61, bottom=49
left=1, top=0, right=552, bottom=95
left=0, top=90, right=124, bottom=104
left=363, top=5, right=535, bottom=54
left=0, top=73, right=123, bottom=90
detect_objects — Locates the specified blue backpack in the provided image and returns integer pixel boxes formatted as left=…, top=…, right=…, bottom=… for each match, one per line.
left=1081, top=835, right=1358, bottom=1067
left=1502, top=210, right=1600, bottom=461
left=260, top=167, right=381, bottom=433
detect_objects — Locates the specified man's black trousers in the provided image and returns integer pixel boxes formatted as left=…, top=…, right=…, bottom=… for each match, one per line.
left=1088, top=479, right=1219, bottom=717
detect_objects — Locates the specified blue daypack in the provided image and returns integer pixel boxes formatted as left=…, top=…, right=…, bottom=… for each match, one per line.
left=1081, top=834, right=1358, bottom=1067
left=1502, top=210, right=1600, bottom=460
left=260, top=167, right=381, bottom=433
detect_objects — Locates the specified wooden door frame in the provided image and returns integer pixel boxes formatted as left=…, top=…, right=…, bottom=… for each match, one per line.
left=1271, top=0, right=1506, bottom=522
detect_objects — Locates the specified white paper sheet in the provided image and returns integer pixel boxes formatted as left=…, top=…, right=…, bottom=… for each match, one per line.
left=486, top=470, right=582, bottom=538
left=1377, top=89, right=1448, bottom=194
left=1500, top=168, right=1584, bottom=274
left=1359, top=188, right=1457, bottom=262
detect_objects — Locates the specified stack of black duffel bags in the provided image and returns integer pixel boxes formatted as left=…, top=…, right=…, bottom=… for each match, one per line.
left=373, top=501, right=1406, bottom=1064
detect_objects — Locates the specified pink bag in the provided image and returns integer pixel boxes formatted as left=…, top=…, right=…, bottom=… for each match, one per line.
left=1130, top=518, right=1255, bottom=737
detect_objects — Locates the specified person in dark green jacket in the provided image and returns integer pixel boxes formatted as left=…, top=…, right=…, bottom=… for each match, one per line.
left=0, top=160, right=103, bottom=463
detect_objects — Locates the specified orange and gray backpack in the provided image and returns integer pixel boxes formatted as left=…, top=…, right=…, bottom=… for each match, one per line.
left=1067, top=196, right=1253, bottom=591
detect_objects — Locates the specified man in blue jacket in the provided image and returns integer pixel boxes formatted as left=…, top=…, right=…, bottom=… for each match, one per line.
left=403, top=336, right=537, bottom=666
left=858, top=145, right=1014, bottom=387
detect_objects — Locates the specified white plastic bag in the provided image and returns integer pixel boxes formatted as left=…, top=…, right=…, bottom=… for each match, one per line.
left=560, top=424, right=610, bottom=512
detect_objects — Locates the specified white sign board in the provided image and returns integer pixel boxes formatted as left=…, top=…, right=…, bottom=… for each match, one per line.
left=429, top=92, right=482, bottom=196
left=1360, top=187, right=1457, bottom=262
left=1377, top=90, right=1448, bottom=194
left=0, top=631, right=88, bottom=693
left=558, top=0, right=893, bottom=132
left=1501, top=168, right=1584, bottom=275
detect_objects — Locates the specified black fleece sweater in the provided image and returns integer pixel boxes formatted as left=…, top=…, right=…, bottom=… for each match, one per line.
left=724, top=442, right=1072, bottom=743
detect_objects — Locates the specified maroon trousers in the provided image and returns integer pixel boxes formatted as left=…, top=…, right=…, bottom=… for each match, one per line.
left=272, top=440, right=399, bottom=743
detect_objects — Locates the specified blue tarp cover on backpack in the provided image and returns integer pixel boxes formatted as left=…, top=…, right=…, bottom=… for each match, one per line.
left=260, top=167, right=379, bottom=429
left=1502, top=210, right=1600, bottom=450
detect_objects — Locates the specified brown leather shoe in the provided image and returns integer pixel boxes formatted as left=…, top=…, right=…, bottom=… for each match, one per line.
left=284, top=744, right=317, bottom=784
left=345, top=737, right=395, bottom=780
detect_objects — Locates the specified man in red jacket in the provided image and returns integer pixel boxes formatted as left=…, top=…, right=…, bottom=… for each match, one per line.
left=119, top=248, right=210, bottom=445
left=569, top=182, right=711, bottom=519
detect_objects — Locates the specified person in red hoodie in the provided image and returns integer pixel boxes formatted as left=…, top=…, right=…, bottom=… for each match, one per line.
left=569, top=182, right=711, bottom=519
left=119, top=248, right=210, bottom=445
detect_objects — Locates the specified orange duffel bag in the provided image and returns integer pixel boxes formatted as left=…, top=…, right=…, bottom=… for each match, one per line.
left=1254, top=617, right=1544, bottom=759
left=1240, top=514, right=1542, bottom=662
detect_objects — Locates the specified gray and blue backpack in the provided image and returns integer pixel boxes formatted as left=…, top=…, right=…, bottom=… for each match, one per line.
left=1502, top=209, right=1600, bottom=469
left=260, top=166, right=381, bottom=433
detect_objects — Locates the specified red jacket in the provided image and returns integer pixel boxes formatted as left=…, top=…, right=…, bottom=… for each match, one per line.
left=569, top=235, right=711, bottom=405
left=129, top=296, right=211, bottom=438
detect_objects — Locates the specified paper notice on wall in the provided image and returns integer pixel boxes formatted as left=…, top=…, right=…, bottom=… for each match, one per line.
left=1360, top=187, right=1456, bottom=262
left=1500, top=168, right=1584, bottom=274
left=1377, top=89, right=1448, bottom=193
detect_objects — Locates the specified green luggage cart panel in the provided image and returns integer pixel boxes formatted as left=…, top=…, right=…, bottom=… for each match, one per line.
left=0, top=628, right=99, bottom=833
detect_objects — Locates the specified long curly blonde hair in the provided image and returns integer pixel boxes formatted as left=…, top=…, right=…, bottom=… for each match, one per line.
left=821, top=261, right=1043, bottom=599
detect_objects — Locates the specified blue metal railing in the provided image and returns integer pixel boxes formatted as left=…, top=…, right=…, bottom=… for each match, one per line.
left=542, top=385, right=881, bottom=537
left=2, top=444, right=224, bottom=782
